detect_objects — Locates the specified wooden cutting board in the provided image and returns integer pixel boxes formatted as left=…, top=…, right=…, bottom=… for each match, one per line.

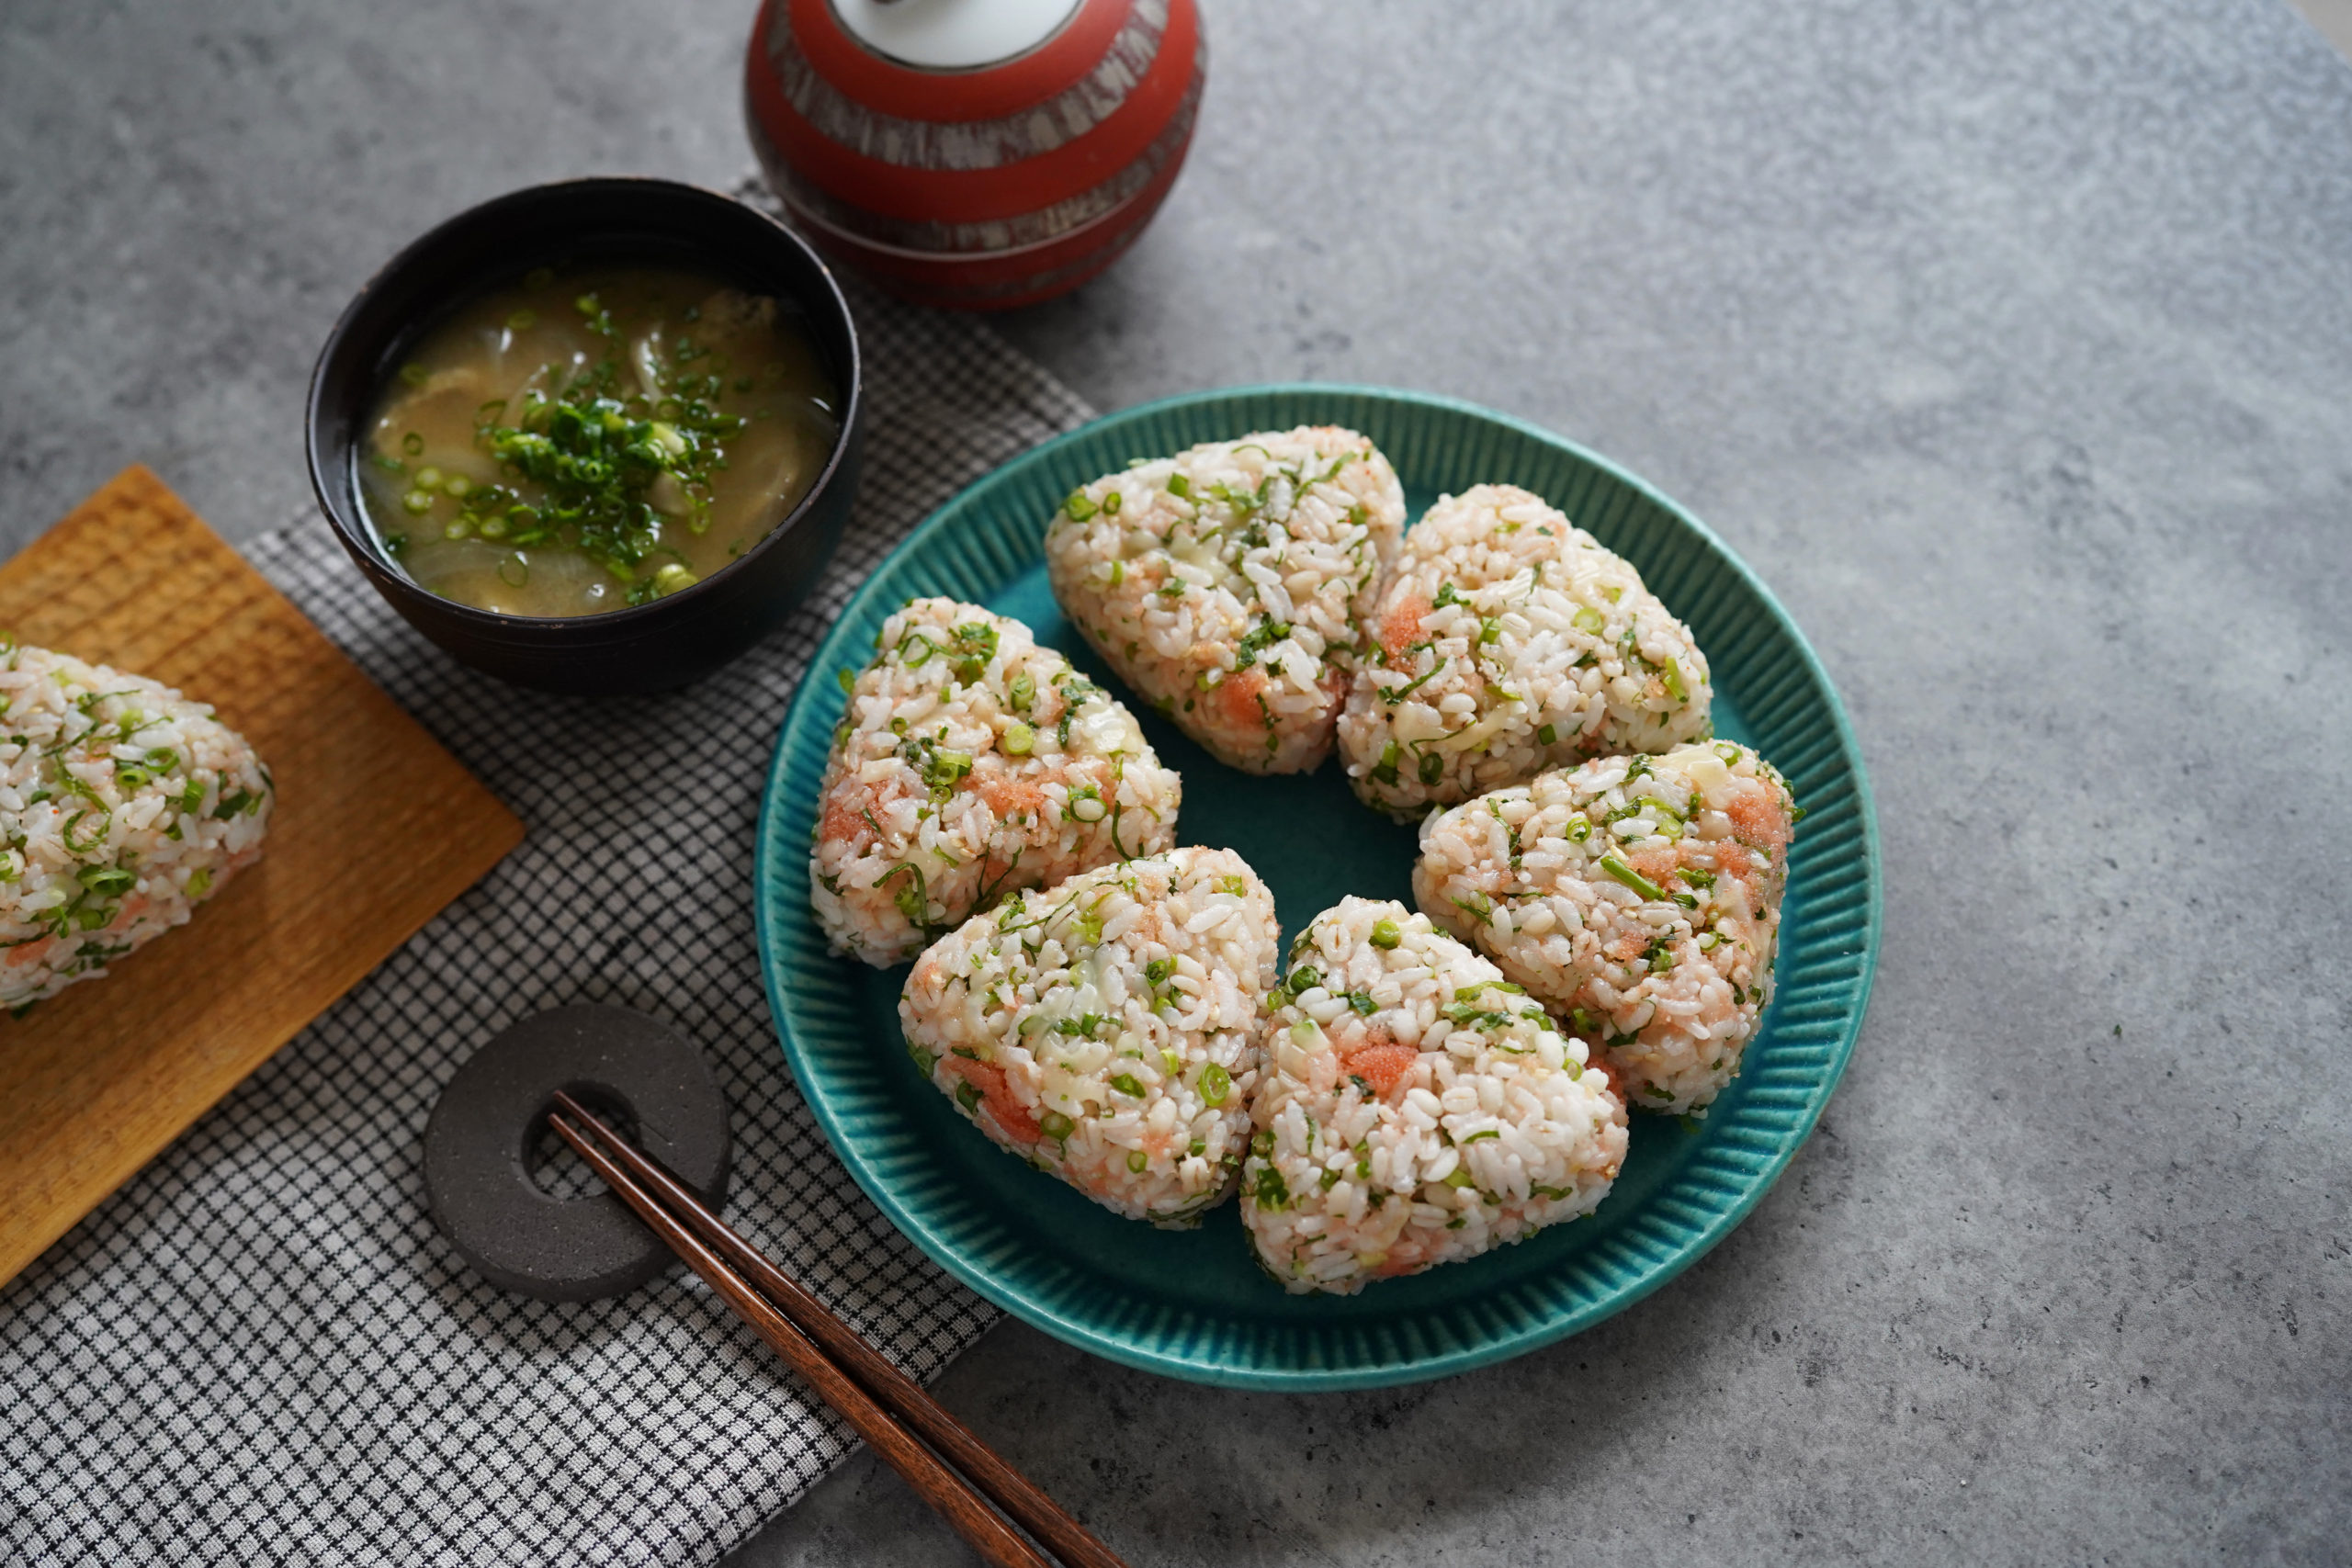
left=0, top=468, right=523, bottom=1288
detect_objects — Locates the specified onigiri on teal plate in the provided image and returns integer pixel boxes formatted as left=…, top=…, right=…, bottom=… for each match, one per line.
left=754, top=386, right=1880, bottom=1390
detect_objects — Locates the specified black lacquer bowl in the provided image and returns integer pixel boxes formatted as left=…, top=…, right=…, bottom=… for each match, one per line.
left=306, top=177, right=862, bottom=695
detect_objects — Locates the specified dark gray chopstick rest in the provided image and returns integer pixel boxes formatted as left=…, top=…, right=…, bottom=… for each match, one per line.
left=424, top=1004, right=731, bottom=1302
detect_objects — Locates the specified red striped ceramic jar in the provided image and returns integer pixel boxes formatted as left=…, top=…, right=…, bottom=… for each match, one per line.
left=745, top=0, right=1205, bottom=310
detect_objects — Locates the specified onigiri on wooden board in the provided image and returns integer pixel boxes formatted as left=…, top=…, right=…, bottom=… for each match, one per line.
left=0, top=468, right=521, bottom=1288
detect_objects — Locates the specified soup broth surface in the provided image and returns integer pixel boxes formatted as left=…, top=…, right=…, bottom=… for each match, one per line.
left=361, top=264, right=839, bottom=617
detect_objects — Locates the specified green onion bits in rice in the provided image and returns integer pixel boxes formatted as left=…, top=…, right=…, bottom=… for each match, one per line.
left=899, top=847, right=1279, bottom=1226
left=1242, top=897, right=1626, bottom=1294
left=0, top=642, right=273, bottom=1010
left=1413, top=740, right=1796, bottom=1115
left=812, top=599, right=1182, bottom=966
left=1045, top=427, right=1405, bottom=774
left=1339, top=484, right=1713, bottom=821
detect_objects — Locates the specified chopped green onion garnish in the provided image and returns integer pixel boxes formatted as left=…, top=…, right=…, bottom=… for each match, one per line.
left=1110, top=1073, right=1146, bottom=1099
left=1599, top=854, right=1669, bottom=901
left=946, top=622, right=999, bottom=684
left=1286, top=964, right=1320, bottom=995
left=1383, top=658, right=1447, bottom=705
left=1572, top=606, right=1607, bottom=636
left=1001, top=720, right=1035, bottom=755
left=1039, top=1111, right=1075, bottom=1140
left=62, top=807, right=107, bottom=853
left=1200, top=1062, right=1230, bottom=1107
left=76, top=865, right=135, bottom=897
left=1537, top=723, right=1557, bottom=746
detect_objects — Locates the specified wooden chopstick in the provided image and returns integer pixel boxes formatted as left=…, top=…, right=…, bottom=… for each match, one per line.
left=544, top=1110, right=1054, bottom=1568
left=547, top=1096, right=1128, bottom=1568
left=551, top=1091, right=1124, bottom=1568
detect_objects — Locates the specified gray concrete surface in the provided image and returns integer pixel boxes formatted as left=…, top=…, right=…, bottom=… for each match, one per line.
left=5, top=1, right=2349, bottom=1563
left=2294, top=0, right=2352, bottom=59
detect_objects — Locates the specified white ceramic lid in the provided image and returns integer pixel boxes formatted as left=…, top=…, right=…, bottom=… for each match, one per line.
left=830, top=0, right=1088, bottom=71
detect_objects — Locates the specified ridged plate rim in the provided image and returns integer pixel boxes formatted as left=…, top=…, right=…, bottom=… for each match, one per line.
left=754, top=384, right=1881, bottom=1389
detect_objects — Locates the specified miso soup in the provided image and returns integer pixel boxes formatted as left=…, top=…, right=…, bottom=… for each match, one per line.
left=360, top=264, right=840, bottom=617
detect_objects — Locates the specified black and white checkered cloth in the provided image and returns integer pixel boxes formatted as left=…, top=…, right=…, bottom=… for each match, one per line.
left=0, top=257, right=1095, bottom=1564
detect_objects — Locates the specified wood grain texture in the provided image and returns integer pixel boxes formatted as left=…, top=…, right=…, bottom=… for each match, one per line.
left=0, top=467, right=522, bottom=1287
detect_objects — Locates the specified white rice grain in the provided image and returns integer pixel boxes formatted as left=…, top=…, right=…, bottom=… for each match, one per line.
left=899, top=847, right=1279, bottom=1225
left=1045, top=427, right=1406, bottom=773
left=1240, top=897, right=1626, bottom=1294
left=811, top=599, right=1182, bottom=965
left=1338, top=484, right=1713, bottom=820
left=1412, top=739, right=1797, bottom=1114
left=0, top=642, right=273, bottom=1010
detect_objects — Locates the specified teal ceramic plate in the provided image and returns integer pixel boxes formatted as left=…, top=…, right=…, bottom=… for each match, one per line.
left=754, top=387, right=1879, bottom=1389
